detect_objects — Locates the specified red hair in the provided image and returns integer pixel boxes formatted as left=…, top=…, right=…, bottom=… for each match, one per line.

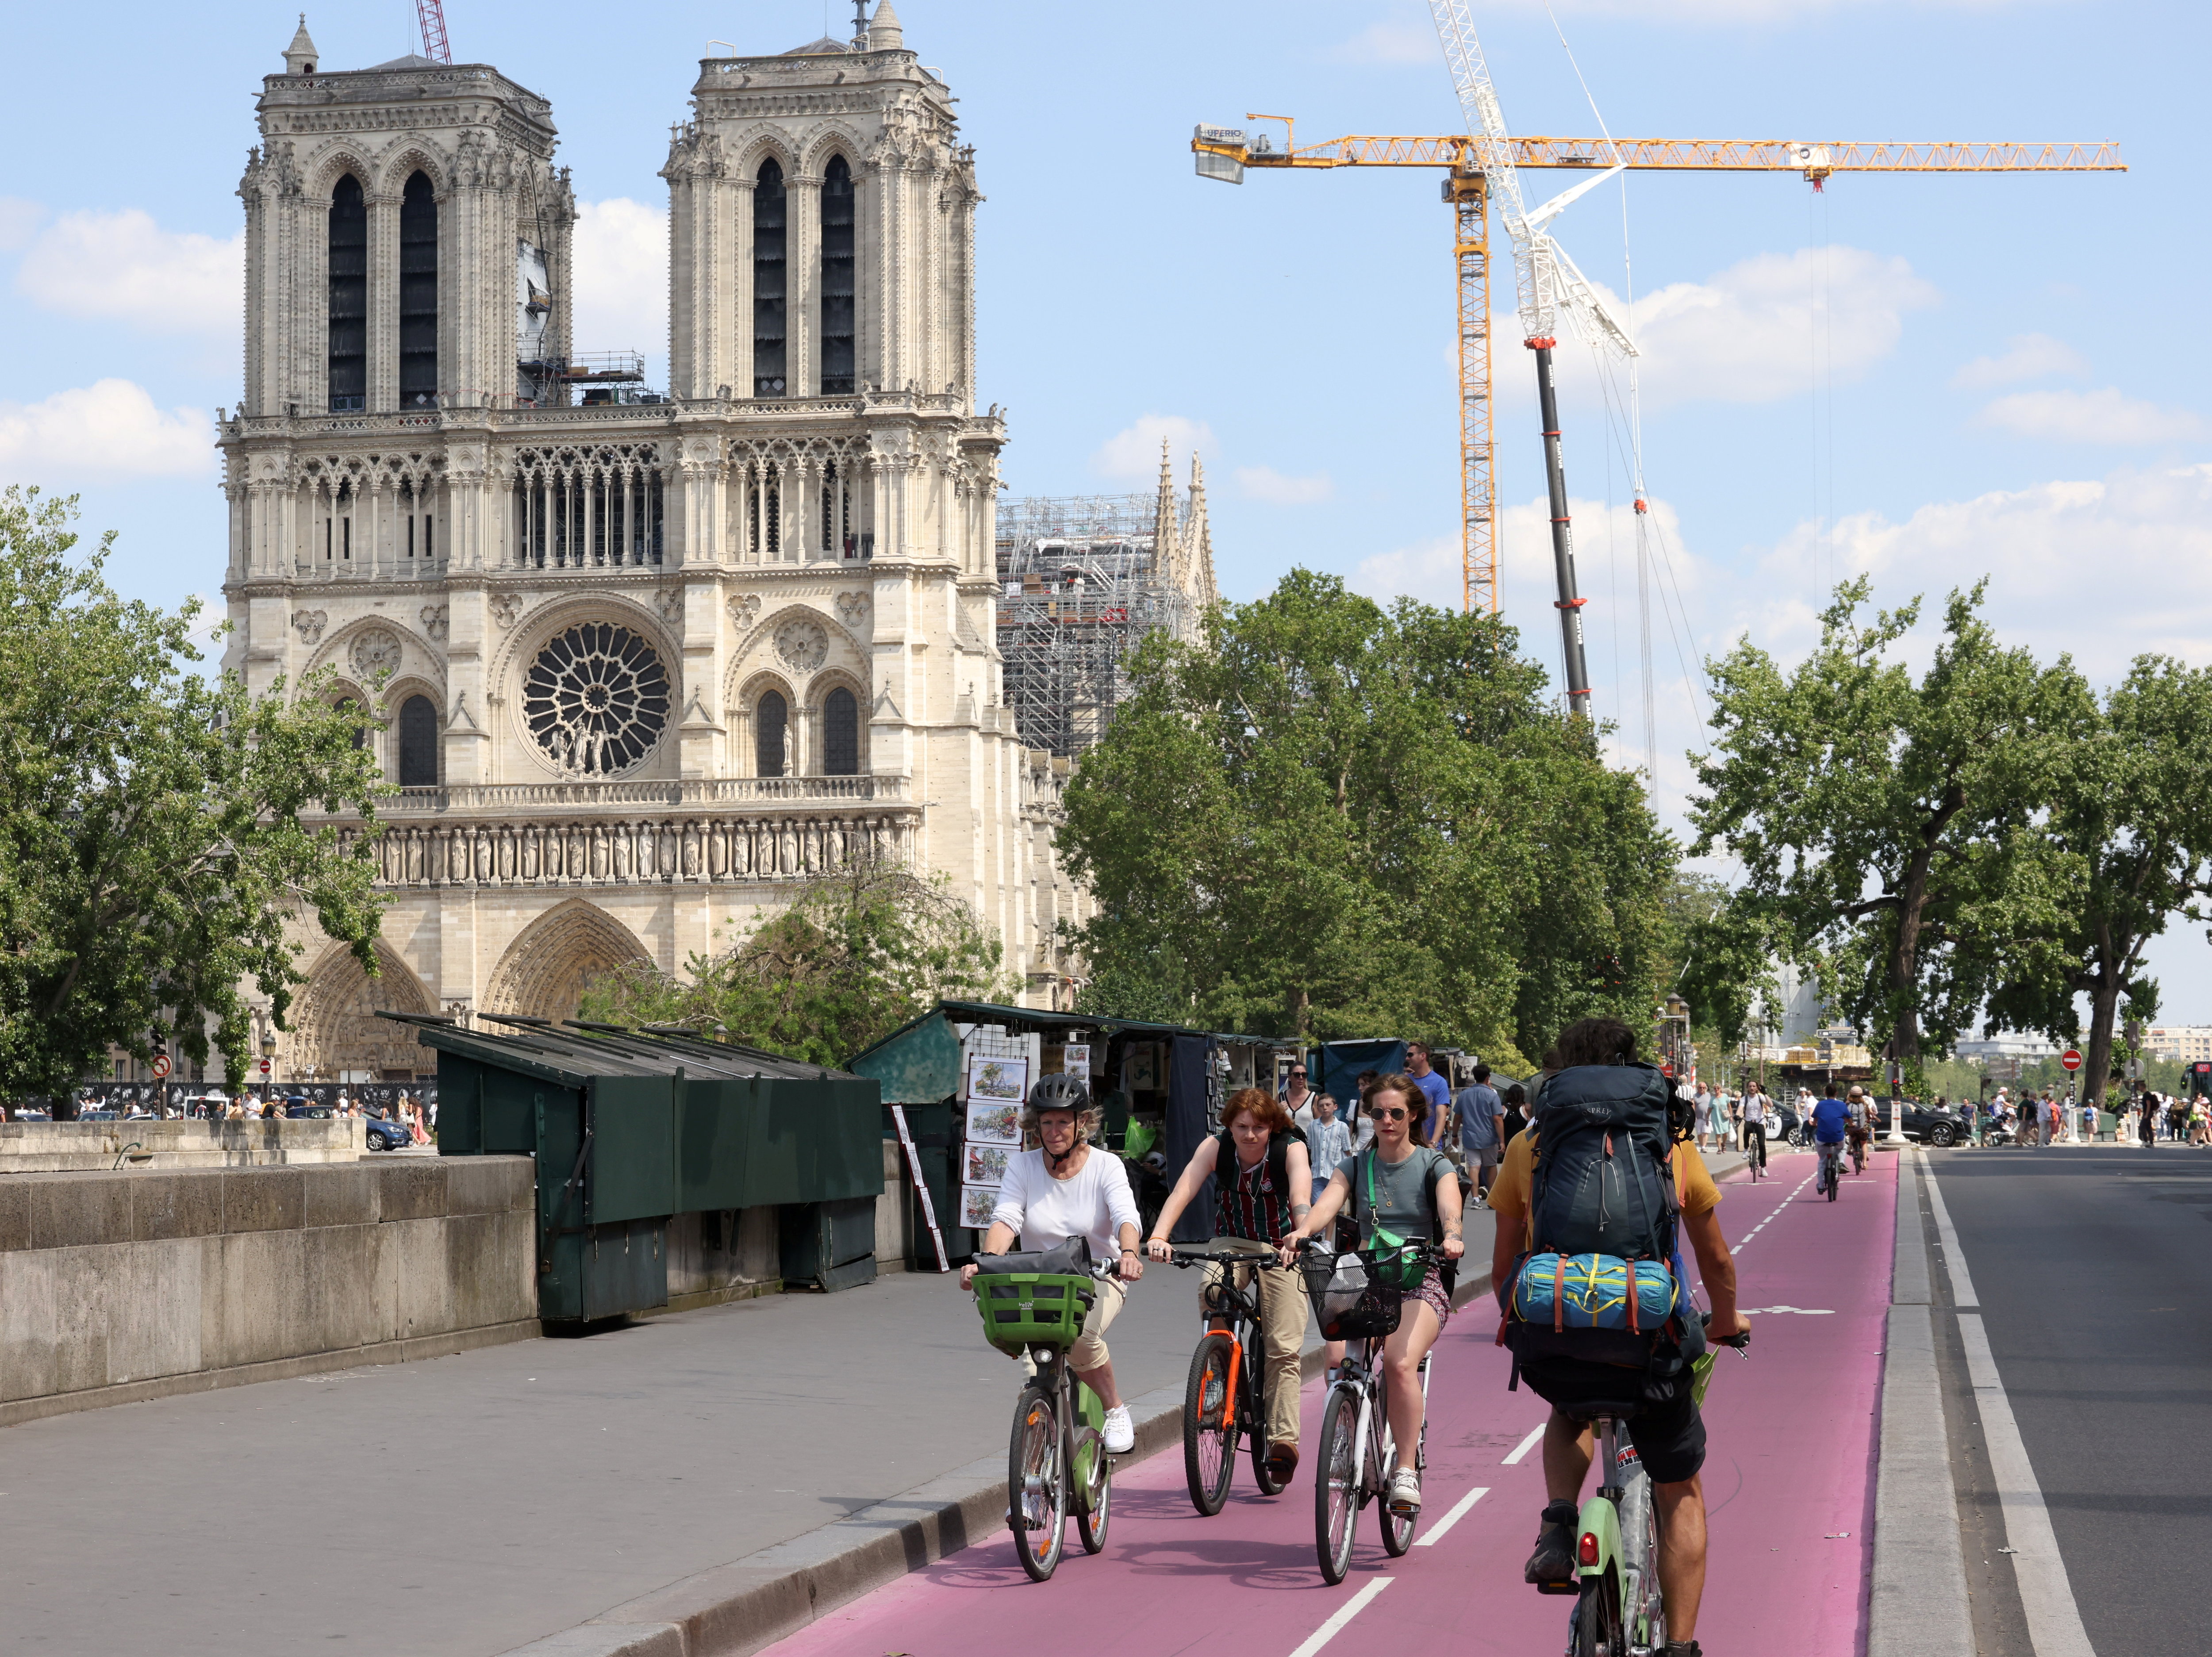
left=1221, top=1087, right=1292, bottom=1137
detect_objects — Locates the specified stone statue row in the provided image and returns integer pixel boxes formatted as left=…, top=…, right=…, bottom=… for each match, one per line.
left=340, top=813, right=910, bottom=888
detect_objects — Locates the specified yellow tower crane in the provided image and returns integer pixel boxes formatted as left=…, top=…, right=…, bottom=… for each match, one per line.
left=1192, top=125, right=2125, bottom=620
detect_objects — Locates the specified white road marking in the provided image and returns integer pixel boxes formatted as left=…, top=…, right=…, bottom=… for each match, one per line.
left=1731, top=1173, right=1816, bottom=1253
left=1921, top=1151, right=2096, bottom=1657
left=1502, top=1423, right=1547, bottom=1465
left=1413, top=1484, right=1490, bottom=1546
left=1739, top=1305, right=1834, bottom=1315
left=1286, top=1576, right=1395, bottom=1657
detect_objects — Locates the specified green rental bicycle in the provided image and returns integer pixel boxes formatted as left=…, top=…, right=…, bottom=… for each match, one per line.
left=971, top=1254, right=1122, bottom=1582
left=1563, top=1317, right=1750, bottom=1657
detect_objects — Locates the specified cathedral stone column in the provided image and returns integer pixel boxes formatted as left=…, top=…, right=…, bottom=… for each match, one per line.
left=788, top=171, right=822, bottom=399
left=367, top=190, right=400, bottom=413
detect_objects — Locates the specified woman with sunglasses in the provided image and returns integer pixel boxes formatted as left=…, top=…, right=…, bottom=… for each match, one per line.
left=1277, top=1073, right=1465, bottom=1517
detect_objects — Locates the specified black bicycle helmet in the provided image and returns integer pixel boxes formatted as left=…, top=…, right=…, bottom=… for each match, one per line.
left=1027, top=1071, right=1091, bottom=1115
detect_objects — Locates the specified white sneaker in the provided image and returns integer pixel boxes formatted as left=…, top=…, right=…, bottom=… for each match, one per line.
left=1388, top=1467, right=1422, bottom=1515
left=1101, top=1404, right=1135, bottom=1454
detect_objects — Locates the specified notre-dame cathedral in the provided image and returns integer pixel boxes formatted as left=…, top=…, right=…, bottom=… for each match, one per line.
left=222, top=5, right=1087, bottom=1081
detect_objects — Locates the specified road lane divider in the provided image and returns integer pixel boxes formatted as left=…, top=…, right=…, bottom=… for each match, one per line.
left=1413, top=1484, right=1490, bottom=1546
left=1922, top=1151, right=2096, bottom=1657
left=1502, top=1423, right=1546, bottom=1465
left=1730, top=1172, right=1816, bottom=1254
left=1286, top=1576, right=1395, bottom=1657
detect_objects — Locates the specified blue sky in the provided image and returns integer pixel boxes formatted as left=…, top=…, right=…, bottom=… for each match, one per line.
left=5, top=0, right=2210, bottom=1024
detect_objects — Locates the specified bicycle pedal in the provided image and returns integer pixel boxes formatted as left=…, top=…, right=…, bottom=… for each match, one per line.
left=1536, top=1580, right=1582, bottom=1596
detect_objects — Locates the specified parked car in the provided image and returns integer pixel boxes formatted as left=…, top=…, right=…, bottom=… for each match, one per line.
left=1897, top=1100, right=1965, bottom=1147
left=363, top=1114, right=411, bottom=1151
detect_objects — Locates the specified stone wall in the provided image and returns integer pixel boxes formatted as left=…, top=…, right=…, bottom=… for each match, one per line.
left=0, top=1117, right=369, bottom=1174
left=0, top=1157, right=537, bottom=1428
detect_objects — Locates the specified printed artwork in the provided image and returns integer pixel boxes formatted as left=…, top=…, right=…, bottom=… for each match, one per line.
left=959, top=1184, right=1002, bottom=1231
left=968, top=1055, right=1029, bottom=1103
left=1125, top=1043, right=1160, bottom=1092
left=965, top=1100, right=1022, bottom=1145
left=1062, top=1043, right=1091, bottom=1075
left=965, top=1143, right=1011, bottom=1186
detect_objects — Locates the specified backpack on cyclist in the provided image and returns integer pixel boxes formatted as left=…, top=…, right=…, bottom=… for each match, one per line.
left=1212, top=1124, right=1299, bottom=1213
left=1500, top=1062, right=1703, bottom=1414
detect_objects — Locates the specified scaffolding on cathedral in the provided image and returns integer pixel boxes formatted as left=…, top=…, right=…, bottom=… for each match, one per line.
left=995, top=445, right=1219, bottom=757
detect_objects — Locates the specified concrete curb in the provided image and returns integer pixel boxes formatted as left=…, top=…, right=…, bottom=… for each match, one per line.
left=503, top=1264, right=1500, bottom=1657
left=1868, top=1148, right=1974, bottom=1657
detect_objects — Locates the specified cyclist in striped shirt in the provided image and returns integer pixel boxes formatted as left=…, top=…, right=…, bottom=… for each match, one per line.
left=1145, top=1088, right=1314, bottom=1483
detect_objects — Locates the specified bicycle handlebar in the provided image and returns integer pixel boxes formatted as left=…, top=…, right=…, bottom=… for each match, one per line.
left=1161, top=1243, right=1296, bottom=1269
left=1700, top=1309, right=1752, bottom=1354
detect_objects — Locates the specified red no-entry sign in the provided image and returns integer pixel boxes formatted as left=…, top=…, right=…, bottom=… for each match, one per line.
left=2061, top=1048, right=2083, bottom=1071
left=150, top=1054, right=170, bottom=1078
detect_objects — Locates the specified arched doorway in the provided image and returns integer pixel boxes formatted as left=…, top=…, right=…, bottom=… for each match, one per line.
left=482, top=899, right=653, bottom=1024
left=281, top=940, right=436, bottom=1080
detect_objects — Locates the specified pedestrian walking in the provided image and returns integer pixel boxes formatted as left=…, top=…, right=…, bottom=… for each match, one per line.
left=1403, top=1043, right=1452, bottom=1139
left=1500, top=1081, right=1530, bottom=1146
left=1452, top=1063, right=1505, bottom=1208
left=1303, top=1093, right=1351, bottom=1204
left=2139, top=1090, right=2160, bottom=1148
left=1278, top=1062, right=1316, bottom=1127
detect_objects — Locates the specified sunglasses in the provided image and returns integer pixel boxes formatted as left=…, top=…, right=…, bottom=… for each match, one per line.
left=1372, top=1106, right=1411, bottom=1122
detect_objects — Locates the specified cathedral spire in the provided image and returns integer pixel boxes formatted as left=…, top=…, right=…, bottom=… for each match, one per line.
left=283, top=14, right=319, bottom=76
left=1153, top=438, right=1181, bottom=590
left=1185, top=453, right=1218, bottom=610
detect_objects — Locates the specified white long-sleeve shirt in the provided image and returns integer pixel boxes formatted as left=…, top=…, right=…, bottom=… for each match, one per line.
left=989, top=1147, right=1141, bottom=1265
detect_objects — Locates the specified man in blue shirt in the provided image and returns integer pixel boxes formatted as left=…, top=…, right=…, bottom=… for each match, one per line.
left=1404, top=1043, right=1452, bottom=1139
left=1809, top=1088, right=1851, bottom=1195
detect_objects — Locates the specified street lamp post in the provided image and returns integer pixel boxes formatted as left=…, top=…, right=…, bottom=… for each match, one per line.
left=259, top=1031, right=276, bottom=1109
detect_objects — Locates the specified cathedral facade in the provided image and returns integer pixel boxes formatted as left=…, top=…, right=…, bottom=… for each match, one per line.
left=222, top=7, right=1084, bottom=1081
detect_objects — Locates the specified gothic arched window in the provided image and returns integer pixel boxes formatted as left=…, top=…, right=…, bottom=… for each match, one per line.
left=399, top=172, right=438, bottom=407
left=822, top=686, right=860, bottom=776
left=336, top=698, right=369, bottom=750
left=821, top=155, right=856, bottom=395
left=328, top=175, right=367, bottom=412
left=753, top=159, right=787, bottom=397
left=756, top=690, right=788, bottom=777
left=396, top=694, right=439, bottom=786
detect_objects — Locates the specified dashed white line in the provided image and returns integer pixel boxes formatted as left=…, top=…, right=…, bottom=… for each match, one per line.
left=1731, top=1172, right=1817, bottom=1254
left=1413, top=1485, right=1490, bottom=1546
left=1502, top=1423, right=1547, bottom=1465
left=1286, top=1576, right=1395, bottom=1657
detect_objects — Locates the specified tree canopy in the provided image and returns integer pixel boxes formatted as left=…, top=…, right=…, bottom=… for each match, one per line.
left=0, top=488, right=387, bottom=1109
left=578, top=859, right=1015, bottom=1066
left=1056, top=569, right=1672, bottom=1062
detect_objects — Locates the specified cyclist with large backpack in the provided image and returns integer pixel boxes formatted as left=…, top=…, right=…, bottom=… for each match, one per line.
left=1277, top=1073, right=1466, bottom=1518
left=1144, top=1087, right=1315, bottom=1483
left=1488, top=1017, right=1747, bottom=1657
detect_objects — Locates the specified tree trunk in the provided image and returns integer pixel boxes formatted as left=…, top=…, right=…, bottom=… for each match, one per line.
left=1290, top=986, right=1311, bottom=1039
left=2083, top=973, right=2121, bottom=1109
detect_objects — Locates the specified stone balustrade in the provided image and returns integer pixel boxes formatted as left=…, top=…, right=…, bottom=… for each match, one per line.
left=340, top=810, right=914, bottom=890
left=376, top=775, right=905, bottom=816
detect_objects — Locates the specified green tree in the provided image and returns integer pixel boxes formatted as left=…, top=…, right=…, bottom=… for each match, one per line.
left=1057, top=569, right=1673, bottom=1058
left=578, top=858, right=1015, bottom=1066
left=1983, top=657, right=2212, bottom=1104
left=0, top=488, right=388, bottom=1112
left=1689, top=579, right=2085, bottom=1074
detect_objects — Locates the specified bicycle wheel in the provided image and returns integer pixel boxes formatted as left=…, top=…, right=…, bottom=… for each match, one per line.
left=1182, top=1332, right=1238, bottom=1515
left=1313, top=1385, right=1360, bottom=1584
left=1075, top=1427, right=1112, bottom=1555
left=1378, top=1461, right=1417, bottom=1556
left=1010, top=1385, right=1066, bottom=1582
left=1827, top=1159, right=1839, bottom=1202
left=1568, top=1569, right=1624, bottom=1657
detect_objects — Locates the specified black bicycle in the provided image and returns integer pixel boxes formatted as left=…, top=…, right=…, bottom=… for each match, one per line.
left=1164, top=1241, right=1297, bottom=1514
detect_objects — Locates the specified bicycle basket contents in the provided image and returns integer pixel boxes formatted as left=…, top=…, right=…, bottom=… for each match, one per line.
left=1302, top=1250, right=1403, bottom=1342
left=972, top=1239, right=1095, bottom=1354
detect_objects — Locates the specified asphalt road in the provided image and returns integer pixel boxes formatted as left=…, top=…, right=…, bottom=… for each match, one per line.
left=1928, top=1143, right=2212, bottom=1657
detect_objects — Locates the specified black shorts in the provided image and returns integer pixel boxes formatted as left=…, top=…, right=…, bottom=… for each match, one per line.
left=1557, top=1372, right=1706, bottom=1486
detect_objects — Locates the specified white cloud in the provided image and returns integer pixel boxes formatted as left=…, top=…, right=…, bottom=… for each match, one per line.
left=1556, top=246, right=1938, bottom=408
left=1976, top=387, right=2206, bottom=446
left=1490, top=0, right=2045, bottom=19
left=1332, top=19, right=1437, bottom=63
left=1350, top=534, right=1459, bottom=604
left=1951, top=332, right=2088, bottom=390
left=15, top=209, right=242, bottom=335
left=0, top=198, right=44, bottom=253
left=1235, top=465, right=1333, bottom=506
left=570, top=197, right=668, bottom=372
left=1090, top=414, right=1215, bottom=482
left=0, top=380, right=215, bottom=481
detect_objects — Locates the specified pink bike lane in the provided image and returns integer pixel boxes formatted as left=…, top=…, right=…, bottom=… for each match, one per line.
left=767, top=1146, right=1893, bottom=1657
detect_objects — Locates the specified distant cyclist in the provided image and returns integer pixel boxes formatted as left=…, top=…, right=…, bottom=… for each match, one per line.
left=1810, top=1086, right=1851, bottom=1195
left=1739, top=1079, right=1770, bottom=1174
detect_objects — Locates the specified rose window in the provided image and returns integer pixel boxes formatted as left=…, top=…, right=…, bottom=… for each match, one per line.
left=522, top=624, right=671, bottom=776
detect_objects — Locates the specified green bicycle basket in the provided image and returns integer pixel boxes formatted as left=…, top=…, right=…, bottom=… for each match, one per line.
left=972, top=1272, right=1097, bottom=1354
